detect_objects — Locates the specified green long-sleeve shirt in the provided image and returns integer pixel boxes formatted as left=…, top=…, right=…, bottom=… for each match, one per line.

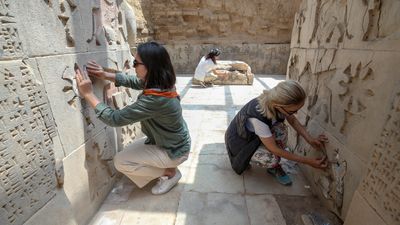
left=94, top=72, right=191, bottom=159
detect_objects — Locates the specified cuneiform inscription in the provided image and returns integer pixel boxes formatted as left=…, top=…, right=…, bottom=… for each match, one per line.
left=0, top=0, right=23, bottom=58
left=0, top=61, right=57, bottom=225
left=360, top=92, right=400, bottom=225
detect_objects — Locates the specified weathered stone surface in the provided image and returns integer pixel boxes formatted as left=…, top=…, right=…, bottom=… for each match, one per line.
left=288, top=0, right=400, bottom=223
left=24, top=190, right=78, bottom=225
left=0, top=59, right=57, bottom=225
left=175, top=192, right=249, bottom=225
left=62, top=128, right=118, bottom=225
left=8, top=0, right=131, bottom=57
left=0, top=1, right=140, bottom=225
left=0, top=0, right=23, bottom=59
left=129, top=0, right=301, bottom=44
left=246, top=195, right=286, bottom=225
left=215, top=60, right=254, bottom=85
left=344, top=191, right=386, bottom=225
left=126, top=0, right=300, bottom=75
left=35, top=52, right=123, bottom=156
left=165, top=43, right=290, bottom=74
left=192, top=60, right=254, bottom=85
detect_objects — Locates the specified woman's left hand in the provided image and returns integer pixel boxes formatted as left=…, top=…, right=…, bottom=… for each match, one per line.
left=309, top=134, right=328, bottom=151
left=75, top=65, right=94, bottom=98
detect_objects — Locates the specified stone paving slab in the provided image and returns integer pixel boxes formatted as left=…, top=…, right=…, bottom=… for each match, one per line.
left=274, top=195, right=342, bottom=225
left=244, top=166, right=313, bottom=196
left=175, top=192, right=249, bottom=225
left=88, top=75, right=342, bottom=225
left=246, top=194, right=287, bottom=225
left=184, top=164, right=245, bottom=194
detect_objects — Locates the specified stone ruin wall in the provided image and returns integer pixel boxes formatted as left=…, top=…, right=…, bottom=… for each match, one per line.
left=126, top=0, right=302, bottom=75
left=287, top=0, right=400, bottom=224
left=0, top=0, right=140, bottom=225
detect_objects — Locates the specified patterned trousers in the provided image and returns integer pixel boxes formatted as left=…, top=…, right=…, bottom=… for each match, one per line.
left=250, top=122, right=288, bottom=168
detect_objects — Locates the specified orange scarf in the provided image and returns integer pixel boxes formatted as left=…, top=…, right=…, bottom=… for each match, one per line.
left=143, top=89, right=179, bottom=98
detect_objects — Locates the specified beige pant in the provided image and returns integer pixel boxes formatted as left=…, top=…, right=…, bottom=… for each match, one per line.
left=114, top=137, right=188, bottom=188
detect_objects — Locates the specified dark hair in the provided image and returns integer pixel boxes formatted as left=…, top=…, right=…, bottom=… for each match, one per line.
left=137, top=41, right=176, bottom=89
left=205, top=48, right=221, bottom=64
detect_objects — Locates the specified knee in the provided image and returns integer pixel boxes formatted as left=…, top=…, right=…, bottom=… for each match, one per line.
left=113, top=153, right=125, bottom=172
left=113, top=152, right=139, bottom=173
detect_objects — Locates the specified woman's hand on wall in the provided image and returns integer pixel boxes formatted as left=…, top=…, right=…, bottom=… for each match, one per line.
left=306, top=156, right=328, bottom=169
left=87, top=60, right=115, bottom=82
left=75, top=64, right=94, bottom=98
left=75, top=65, right=101, bottom=108
left=308, top=134, right=329, bottom=151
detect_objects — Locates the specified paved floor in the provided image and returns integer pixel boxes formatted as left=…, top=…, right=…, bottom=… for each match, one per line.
left=88, top=75, right=341, bottom=225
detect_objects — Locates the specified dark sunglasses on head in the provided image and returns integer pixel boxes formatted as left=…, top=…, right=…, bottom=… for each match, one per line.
left=133, top=59, right=144, bottom=67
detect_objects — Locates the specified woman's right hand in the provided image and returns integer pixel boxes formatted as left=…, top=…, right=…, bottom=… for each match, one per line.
left=306, top=156, right=328, bottom=169
left=86, top=60, right=109, bottom=80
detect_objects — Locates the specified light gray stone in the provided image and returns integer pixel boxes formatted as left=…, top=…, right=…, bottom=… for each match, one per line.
left=244, top=166, right=312, bottom=196
left=184, top=164, right=244, bottom=194
left=344, top=191, right=386, bottom=225
left=165, top=43, right=291, bottom=74
left=62, top=129, right=118, bottom=225
left=35, top=51, right=132, bottom=156
left=24, top=190, right=78, bottom=225
left=246, top=195, right=287, bottom=225
left=175, top=192, right=249, bottom=225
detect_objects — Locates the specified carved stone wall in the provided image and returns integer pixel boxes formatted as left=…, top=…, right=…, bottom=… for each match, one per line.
left=287, top=0, right=400, bottom=224
left=0, top=1, right=139, bottom=225
left=126, top=0, right=301, bottom=74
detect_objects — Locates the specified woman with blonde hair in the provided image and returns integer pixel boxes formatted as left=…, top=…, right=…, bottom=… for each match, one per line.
left=225, top=80, right=327, bottom=185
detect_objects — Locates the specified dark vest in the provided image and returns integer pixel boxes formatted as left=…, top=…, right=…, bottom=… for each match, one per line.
left=225, top=98, right=284, bottom=174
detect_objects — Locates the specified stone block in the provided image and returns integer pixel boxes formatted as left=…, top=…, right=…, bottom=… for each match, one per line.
left=343, top=0, right=400, bottom=51
left=9, top=0, right=130, bottom=57
left=165, top=43, right=290, bottom=74
left=344, top=190, right=387, bottom=225
left=35, top=50, right=132, bottom=156
left=246, top=195, right=286, bottom=225
left=175, top=192, right=248, bottom=225
left=0, top=59, right=57, bottom=225
left=62, top=129, right=118, bottom=225
left=24, top=190, right=78, bottom=225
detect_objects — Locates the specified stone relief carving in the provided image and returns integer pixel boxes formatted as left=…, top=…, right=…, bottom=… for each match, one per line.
left=121, top=0, right=136, bottom=47
left=360, top=91, right=400, bottom=225
left=362, top=0, right=381, bottom=41
left=328, top=62, right=375, bottom=135
left=88, top=0, right=127, bottom=46
left=0, top=60, right=57, bottom=225
left=0, top=0, right=23, bottom=59
left=315, top=149, right=347, bottom=212
left=57, top=0, right=77, bottom=47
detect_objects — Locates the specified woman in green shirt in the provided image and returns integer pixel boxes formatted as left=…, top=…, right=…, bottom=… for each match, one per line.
left=76, top=42, right=191, bottom=195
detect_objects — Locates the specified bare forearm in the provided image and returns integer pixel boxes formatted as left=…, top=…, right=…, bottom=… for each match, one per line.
left=104, top=72, right=116, bottom=82
left=269, top=145, right=308, bottom=164
left=84, top=93, right=101, bottom=108
left=261, top=137, right=309, bottom=164
left=287, top=115, right=312, bottom=142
